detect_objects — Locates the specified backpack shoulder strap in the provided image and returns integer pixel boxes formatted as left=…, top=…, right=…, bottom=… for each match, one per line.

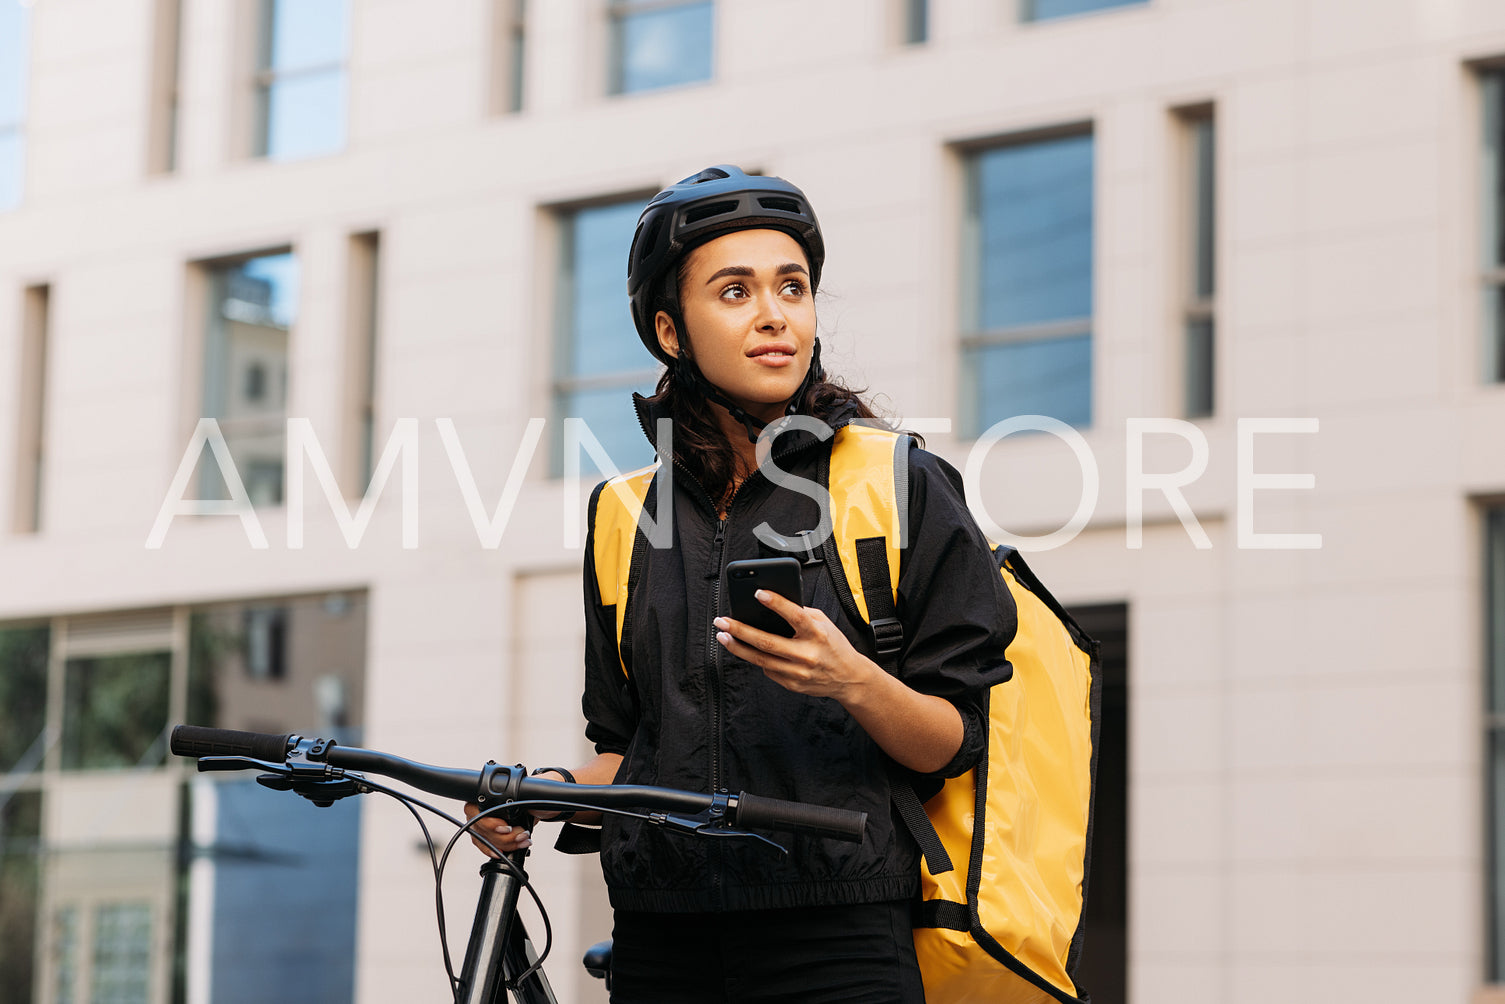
left=591, top=463, right=660, bottom=681
left=824, top=426, right=954, bottom=875
left=825, top=424, right=910, bottom=656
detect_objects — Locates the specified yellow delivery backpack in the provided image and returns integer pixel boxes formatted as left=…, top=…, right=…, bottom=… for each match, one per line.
left=590, top=424, right=1101, bottom=1004
left=823, top=425, right=1101, bottom=1004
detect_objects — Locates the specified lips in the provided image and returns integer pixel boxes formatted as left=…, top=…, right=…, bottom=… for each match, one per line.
left=747, top=342, right=797, bottom=359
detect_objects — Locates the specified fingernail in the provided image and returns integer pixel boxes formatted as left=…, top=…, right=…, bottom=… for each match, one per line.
left=717, top=631, right=731, bottom=645
left=713, top=617, right=728, bottom=629
left=755, top=589, right=769, bottom=601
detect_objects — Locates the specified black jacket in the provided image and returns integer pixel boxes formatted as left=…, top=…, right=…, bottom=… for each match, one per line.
left=582, top=397, right=1015, bottom=912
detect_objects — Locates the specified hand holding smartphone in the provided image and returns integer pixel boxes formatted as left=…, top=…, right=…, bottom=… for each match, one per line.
left=725, top=558, right=803, bottom=638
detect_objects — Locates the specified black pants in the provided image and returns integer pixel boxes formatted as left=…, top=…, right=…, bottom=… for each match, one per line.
left=608, top=900, right=926, bottom=1004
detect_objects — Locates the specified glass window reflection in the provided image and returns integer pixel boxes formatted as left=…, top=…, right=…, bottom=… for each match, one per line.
left=0, top=0, right=30, bottom=211
left=255, top=0, right=348, bottom=161
left=611, top=0, right=714, bottom=95
left=1023, top=0, right=1147, bottom=22
left=963, top=132, right=1095, bottom=432
left=202, top=252, right=297, bottom=506
left=553, top=199, right=659, bottom=477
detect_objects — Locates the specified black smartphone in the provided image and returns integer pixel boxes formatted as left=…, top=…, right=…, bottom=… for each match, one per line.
left=725, top=558, right=803, bottom=638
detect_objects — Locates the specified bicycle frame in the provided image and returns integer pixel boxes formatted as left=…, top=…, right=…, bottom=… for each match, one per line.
left=456, top=850, right=557, bottom=1004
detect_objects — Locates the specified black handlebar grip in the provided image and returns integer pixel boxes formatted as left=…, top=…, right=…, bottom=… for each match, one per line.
left=734, top=792, right=867, bottom=844
left=170, top=725, right=294, bottom=764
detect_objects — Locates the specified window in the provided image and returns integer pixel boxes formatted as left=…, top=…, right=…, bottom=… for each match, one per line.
left=13, top=283, right=49, bottom=533
left=1022, top=0, right=1147, bottom=22
left=1489, top=507, right=1505, bottom=979
left=960, top=130, right=1095, bottom=433
left=0, top=0, right=29, bottom=210
left=148, top=0, right=184, bottom=174
left=253, top=0, right=349, bottom=161
left=1483, top=71, right=1505, bottom=383
left=491, top=0, right=527, bottom=114
left=345, top=232, right=381, bottom=494
left=0, top=595, right=367, bottom=1004
left=608, top=0, right=714, bottom=95
left=900, top=0, right=928, bottom=44
left=552, top=197, right=659, bottom=476
left=201, top=251, right=297, bottom=506
left=1179, top=106, right=1216, bottom=417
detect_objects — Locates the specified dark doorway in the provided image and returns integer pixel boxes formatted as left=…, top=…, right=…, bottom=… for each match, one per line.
left=1071, top=602, right=1128, bottom=1004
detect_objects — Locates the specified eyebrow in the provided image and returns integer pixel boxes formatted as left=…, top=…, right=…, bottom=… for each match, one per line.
left=703, top=262, right=809, bottom=285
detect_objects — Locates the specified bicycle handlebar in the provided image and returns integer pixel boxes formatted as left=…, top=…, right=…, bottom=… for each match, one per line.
left=169, top=725, right=867, bottom=844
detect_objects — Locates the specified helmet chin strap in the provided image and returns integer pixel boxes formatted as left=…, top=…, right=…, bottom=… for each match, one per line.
left=674, top=337, right=825, bottom=445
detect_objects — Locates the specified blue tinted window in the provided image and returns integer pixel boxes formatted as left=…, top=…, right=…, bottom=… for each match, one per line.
left=972, top=134, right=1094, bottom=330
left=966, top=335, right=1092, bottom=430
left=555, top=199, right=658, bottom=476
left=964, top=133, right=1094, bottom=432
left=257, top=0, right=348, bottom=161
left=203, top=779, right=359, bottom=1003
left=612, top=0, right=713, bottom=94
left=0, top=0, right=30, bottom=211
left=1024, top=0, right=1147, bottom=22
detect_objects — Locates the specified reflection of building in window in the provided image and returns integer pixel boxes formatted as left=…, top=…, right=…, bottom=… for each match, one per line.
left=345, top=232, right=381, bottom=495
left=490, top=0, right=528, bottom=114
left=0, top=594, right=367, bottom=1004
left=147, top=0, right=184, bottom=174
left=253, top=0, right=348, bottom=161
left=0, top=0, right=31, bottom=211
left=551, top=197, right=660, bottom=476
left=608, top=0, right=714, bottom=95
left=900, top=0, right=928, bottom=44
left=13, top=284, right=50, bottom=534
left=960, top=131, right=1095, bottom=433
left=243, top=606, right=287, bottom=680
left=1484, top=71, right=1505, bottom=384
left=1487, top=508, right=1505, bottom=981
left=1022, top=0, right=1147, bottom=22
left=201, top=252, right=297, bottom=507
left=1178, top=106, right=1216, bottom=418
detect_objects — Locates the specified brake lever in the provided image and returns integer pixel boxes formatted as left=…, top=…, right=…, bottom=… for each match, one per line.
left=647, top=812, right=789, bottom=856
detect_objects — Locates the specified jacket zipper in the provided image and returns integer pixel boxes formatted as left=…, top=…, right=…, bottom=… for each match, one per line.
left=630, top=402, right=860, bottom=904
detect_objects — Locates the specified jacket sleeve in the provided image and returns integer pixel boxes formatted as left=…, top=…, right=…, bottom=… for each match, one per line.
left=893, top=447, right=1016, bottom=778
left=581, top=481, right=639, bottom=758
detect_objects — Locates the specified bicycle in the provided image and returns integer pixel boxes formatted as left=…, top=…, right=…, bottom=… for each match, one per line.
left=168, top=725, right=868, bottom=1004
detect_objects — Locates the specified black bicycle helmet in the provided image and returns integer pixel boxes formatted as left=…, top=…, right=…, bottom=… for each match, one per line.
left=627, top=165, right=825, bottom=365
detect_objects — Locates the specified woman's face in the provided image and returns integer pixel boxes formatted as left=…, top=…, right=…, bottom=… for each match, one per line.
left=655, top=228, right=816, bottom=425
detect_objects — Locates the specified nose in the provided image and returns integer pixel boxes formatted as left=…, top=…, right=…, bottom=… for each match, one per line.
left=754, top=288, right=787, bottom=332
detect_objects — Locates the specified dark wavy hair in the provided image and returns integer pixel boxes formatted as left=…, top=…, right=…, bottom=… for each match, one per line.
left=646, top=364, right=883, bottom=511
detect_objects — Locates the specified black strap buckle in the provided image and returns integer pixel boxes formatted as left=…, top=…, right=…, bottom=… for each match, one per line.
left=870, top=617, right=904, bottom=656
left=795, top=529, right=823, bottom=566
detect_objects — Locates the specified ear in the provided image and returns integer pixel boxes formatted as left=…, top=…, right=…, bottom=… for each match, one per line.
left=654, top=310, right=681, bottom=359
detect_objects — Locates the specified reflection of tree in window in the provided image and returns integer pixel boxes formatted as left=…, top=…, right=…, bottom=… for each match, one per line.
left=61, top=652, right=171, bottom=770
left=0, top=625, right=49, bottom=771
left=0, top=791, right=43, bottom=1001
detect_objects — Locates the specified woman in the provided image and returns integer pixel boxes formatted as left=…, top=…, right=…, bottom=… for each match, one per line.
left=470, top=166, right=1014, bottom=1003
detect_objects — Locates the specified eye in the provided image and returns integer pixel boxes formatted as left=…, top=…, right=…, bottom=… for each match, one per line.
left=780, top=279, right=808, bottom=297
left=718, top=282, right=749, bottom=300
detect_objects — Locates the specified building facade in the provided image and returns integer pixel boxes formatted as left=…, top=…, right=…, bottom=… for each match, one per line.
left=1, top=0, right=1504, bottom=1002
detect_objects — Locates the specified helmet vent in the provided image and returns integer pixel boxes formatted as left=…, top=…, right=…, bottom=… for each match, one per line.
left=758, top=196, right=802, bottom=215
left=637, top=219, right=663, bottom=268
left=684, top=200, right=739, bottom=225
